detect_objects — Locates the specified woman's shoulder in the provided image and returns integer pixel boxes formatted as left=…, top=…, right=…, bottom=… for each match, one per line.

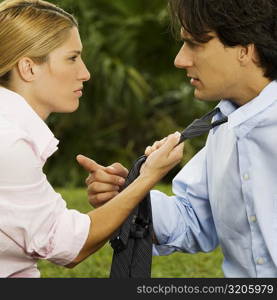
left=0, top=115, right=29, bottom=145
left=0, top=114, right=36, bottom=159
left=0, top=116, right=43, bottom=185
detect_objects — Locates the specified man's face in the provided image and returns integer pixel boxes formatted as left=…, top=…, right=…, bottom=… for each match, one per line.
left=174, top=29, right=243, bottom=103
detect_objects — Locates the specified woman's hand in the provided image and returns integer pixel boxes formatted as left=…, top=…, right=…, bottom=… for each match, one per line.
left=70, top=132, right=183, bottom=265
left=144, top=137, right=167, bottom=156
left=140, top=132, right=184, bottom=181
left=77, top=132, right=183, bottom=208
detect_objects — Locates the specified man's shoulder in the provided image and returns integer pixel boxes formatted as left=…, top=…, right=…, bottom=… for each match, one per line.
left=256, top=98, right=277, bottom=126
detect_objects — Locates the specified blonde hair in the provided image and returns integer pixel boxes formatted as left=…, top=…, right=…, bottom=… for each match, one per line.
left=0, top=0, right=78, bottom=86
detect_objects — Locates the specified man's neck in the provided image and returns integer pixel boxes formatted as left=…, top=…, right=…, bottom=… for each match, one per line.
left=232, top=74, right=271, bottom=106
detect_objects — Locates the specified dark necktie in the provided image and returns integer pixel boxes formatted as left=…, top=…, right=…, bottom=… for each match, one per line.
left=109, top=107, right=227, bottom=278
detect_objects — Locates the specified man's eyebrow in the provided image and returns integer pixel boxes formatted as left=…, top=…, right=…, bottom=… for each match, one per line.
left=181, top=34, right=214, bottom=44
left=179, top=30, right=195, bottom=42
left=181, top=37, right=195, bottom=42
left=180, top=36, right=198, bottom=44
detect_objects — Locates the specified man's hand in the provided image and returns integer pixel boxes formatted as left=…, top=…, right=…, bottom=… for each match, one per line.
left=76, top=155, right=128, bottom=208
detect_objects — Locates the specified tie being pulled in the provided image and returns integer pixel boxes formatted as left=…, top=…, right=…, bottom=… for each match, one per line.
left=109, top=107, right=227, bottom=278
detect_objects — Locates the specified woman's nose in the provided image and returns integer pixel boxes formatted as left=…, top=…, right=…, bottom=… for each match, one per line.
left=79, top=60, right=91, bottom=82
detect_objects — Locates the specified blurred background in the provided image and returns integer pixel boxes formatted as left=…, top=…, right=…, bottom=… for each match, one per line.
left=45, top=0, right=215, bottom=187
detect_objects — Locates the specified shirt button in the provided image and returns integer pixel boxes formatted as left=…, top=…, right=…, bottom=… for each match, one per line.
left=256, top=257, right=265, bottom=265
left=243, top=173, right=250, bottom=181
left=249, top=215, right=257, bottom=223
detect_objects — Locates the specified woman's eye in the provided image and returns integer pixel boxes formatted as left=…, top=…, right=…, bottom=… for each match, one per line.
left=69, top=56, right=77, bottom=61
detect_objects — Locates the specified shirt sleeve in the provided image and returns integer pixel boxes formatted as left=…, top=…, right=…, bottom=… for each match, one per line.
left=151, top=146, right=219, bottom=256
left=0, top=134, right=90, bottom=266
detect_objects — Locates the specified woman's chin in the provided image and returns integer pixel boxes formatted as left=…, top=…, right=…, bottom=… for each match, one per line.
left=62, top=100, right=80, bottom=113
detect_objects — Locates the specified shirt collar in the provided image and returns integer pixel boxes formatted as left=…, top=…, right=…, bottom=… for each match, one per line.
left=0, top=87, right=59, bottom=161
left=218, top=80, right=277, bottom=129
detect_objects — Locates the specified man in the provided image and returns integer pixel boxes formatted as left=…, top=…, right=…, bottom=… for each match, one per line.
left=77, top=0, right=277, bottom=277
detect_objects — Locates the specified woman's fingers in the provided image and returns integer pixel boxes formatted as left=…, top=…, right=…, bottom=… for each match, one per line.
left=142, top=132, right=183, bottom=179
left=158, top=132, right=182, bottom=158
left=145, top=137, right=167, bottom=156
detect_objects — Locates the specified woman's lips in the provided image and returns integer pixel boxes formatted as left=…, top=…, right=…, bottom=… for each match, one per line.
left=74, top=89, right=83, bottom=97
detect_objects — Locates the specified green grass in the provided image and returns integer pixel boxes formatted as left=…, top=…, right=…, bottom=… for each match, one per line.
left=38, top=185, right=224, bottom=278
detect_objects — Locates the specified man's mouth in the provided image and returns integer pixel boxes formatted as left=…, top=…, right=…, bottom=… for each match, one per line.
left=188, top=76, right=200, bottom=86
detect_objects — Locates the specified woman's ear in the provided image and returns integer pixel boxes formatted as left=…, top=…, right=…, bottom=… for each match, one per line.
left=17, top=57, right=36, bottom=82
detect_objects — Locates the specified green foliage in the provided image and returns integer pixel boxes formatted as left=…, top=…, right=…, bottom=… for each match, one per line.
left=38, top=186, right=224, bottom=278
left=43, top=0, right=215, bottom=187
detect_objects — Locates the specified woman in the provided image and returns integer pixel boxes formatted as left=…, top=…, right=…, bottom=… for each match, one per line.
left=0, top=0, right=184, bottom=277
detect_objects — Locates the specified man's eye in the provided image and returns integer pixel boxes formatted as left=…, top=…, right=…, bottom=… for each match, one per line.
left=181, top=38, right=200, bottom=49
left=185, top=41, right=198, bottom=48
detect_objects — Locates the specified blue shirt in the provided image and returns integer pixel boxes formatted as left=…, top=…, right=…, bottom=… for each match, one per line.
left=151, top=80, right=277, bottom=278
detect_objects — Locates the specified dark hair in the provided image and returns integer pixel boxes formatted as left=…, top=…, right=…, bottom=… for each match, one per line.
left=169, top=0, right=277, bottom=80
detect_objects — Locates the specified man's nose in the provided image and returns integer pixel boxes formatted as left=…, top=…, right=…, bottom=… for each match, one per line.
left=174, top=45, right=193, bottom=69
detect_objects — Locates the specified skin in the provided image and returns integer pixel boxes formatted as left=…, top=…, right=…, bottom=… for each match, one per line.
left=72, top=132, right=183, bottom=266
left=78, top=29, right=271, bottom=210
left=6, top=26, right=184, bottom=266
left=9, top=27, right=90, bottom=120
left=175, top=30, right=270, bottom=106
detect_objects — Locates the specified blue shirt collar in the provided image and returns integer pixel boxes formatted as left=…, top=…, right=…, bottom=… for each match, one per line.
left=218, top=80, right=277, bottom=129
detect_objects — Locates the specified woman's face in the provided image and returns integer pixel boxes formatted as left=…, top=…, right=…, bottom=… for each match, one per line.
left=32, top=27, right=90, bottom=119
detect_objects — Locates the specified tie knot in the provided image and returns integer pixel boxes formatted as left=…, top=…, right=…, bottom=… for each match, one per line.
left=179, top=107, right=228, bottom=143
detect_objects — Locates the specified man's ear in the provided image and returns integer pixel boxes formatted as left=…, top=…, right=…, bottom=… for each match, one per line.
left=17, top=57, right=37, bottom=82
left=238, top=44, right=256, bottom=66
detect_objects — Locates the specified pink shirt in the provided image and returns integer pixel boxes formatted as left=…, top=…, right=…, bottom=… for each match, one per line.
left=0, top=87, right=90, bottom=277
